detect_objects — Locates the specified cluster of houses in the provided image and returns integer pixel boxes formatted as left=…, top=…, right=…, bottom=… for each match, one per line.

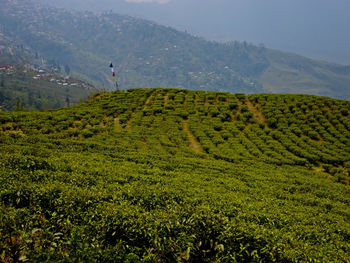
left=32, top=69, right=50, bottom=80
left=0, top=64, right=13, bottom=71
left=32, top=70, right=89, bottom=88
left=49, top=76, right=73, bottom=87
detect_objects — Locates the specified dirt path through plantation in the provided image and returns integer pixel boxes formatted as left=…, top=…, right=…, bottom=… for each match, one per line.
left=246, top=98, right=266, bottom=123
left=182, top=120, right=204, bottom=153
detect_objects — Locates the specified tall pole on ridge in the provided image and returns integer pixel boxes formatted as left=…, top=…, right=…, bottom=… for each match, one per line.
left=109, top=62, right=119, bottom=90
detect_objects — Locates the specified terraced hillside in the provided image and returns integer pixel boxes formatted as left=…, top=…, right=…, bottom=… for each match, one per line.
left=1, top=89, right=350, bottom=262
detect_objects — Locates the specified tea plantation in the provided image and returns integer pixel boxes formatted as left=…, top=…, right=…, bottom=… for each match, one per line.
left=1, top=88, right=350, bottom=262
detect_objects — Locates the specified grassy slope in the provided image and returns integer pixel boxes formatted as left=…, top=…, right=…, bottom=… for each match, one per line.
left=0, top=88, right=350, bottom=262
left=259, top=49, right=350, bottom=99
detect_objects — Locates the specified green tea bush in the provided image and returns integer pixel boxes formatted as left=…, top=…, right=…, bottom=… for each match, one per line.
left=1, top=89, right=350, bottom=262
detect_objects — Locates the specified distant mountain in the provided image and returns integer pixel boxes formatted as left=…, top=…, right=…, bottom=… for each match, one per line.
left=37, top=0, right=350, bottom=66
left=1, top=0, right=350, bottom=99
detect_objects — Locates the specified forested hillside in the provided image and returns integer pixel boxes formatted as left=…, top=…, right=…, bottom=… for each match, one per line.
left=0, top=66, right=96, bottom=111
left=1, top=88, right=350, bottom=262
left=1, top=0, right=350, bottom=99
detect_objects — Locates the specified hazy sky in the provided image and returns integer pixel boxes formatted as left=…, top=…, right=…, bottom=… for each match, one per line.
left=41, top=0, right=350, bottom=65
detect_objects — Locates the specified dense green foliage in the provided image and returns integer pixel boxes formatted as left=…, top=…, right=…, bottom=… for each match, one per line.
left=1, top=88, right=350, bottom=262
left=0, top=66, right=96, bottom=111
left=1, top=0, right=350, bottom=99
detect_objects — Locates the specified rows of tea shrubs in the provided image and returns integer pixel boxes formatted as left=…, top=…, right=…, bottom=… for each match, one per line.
left=1, top=88, right=350, bottom=261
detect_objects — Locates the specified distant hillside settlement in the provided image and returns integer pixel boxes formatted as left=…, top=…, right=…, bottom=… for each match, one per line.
left=0, top=64, right=96, bottom=111
left=0, top=64, right=93, bottom=90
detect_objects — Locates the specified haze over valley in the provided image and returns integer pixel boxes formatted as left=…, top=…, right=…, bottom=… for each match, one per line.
left=39, top=0, right=350, bottom=65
